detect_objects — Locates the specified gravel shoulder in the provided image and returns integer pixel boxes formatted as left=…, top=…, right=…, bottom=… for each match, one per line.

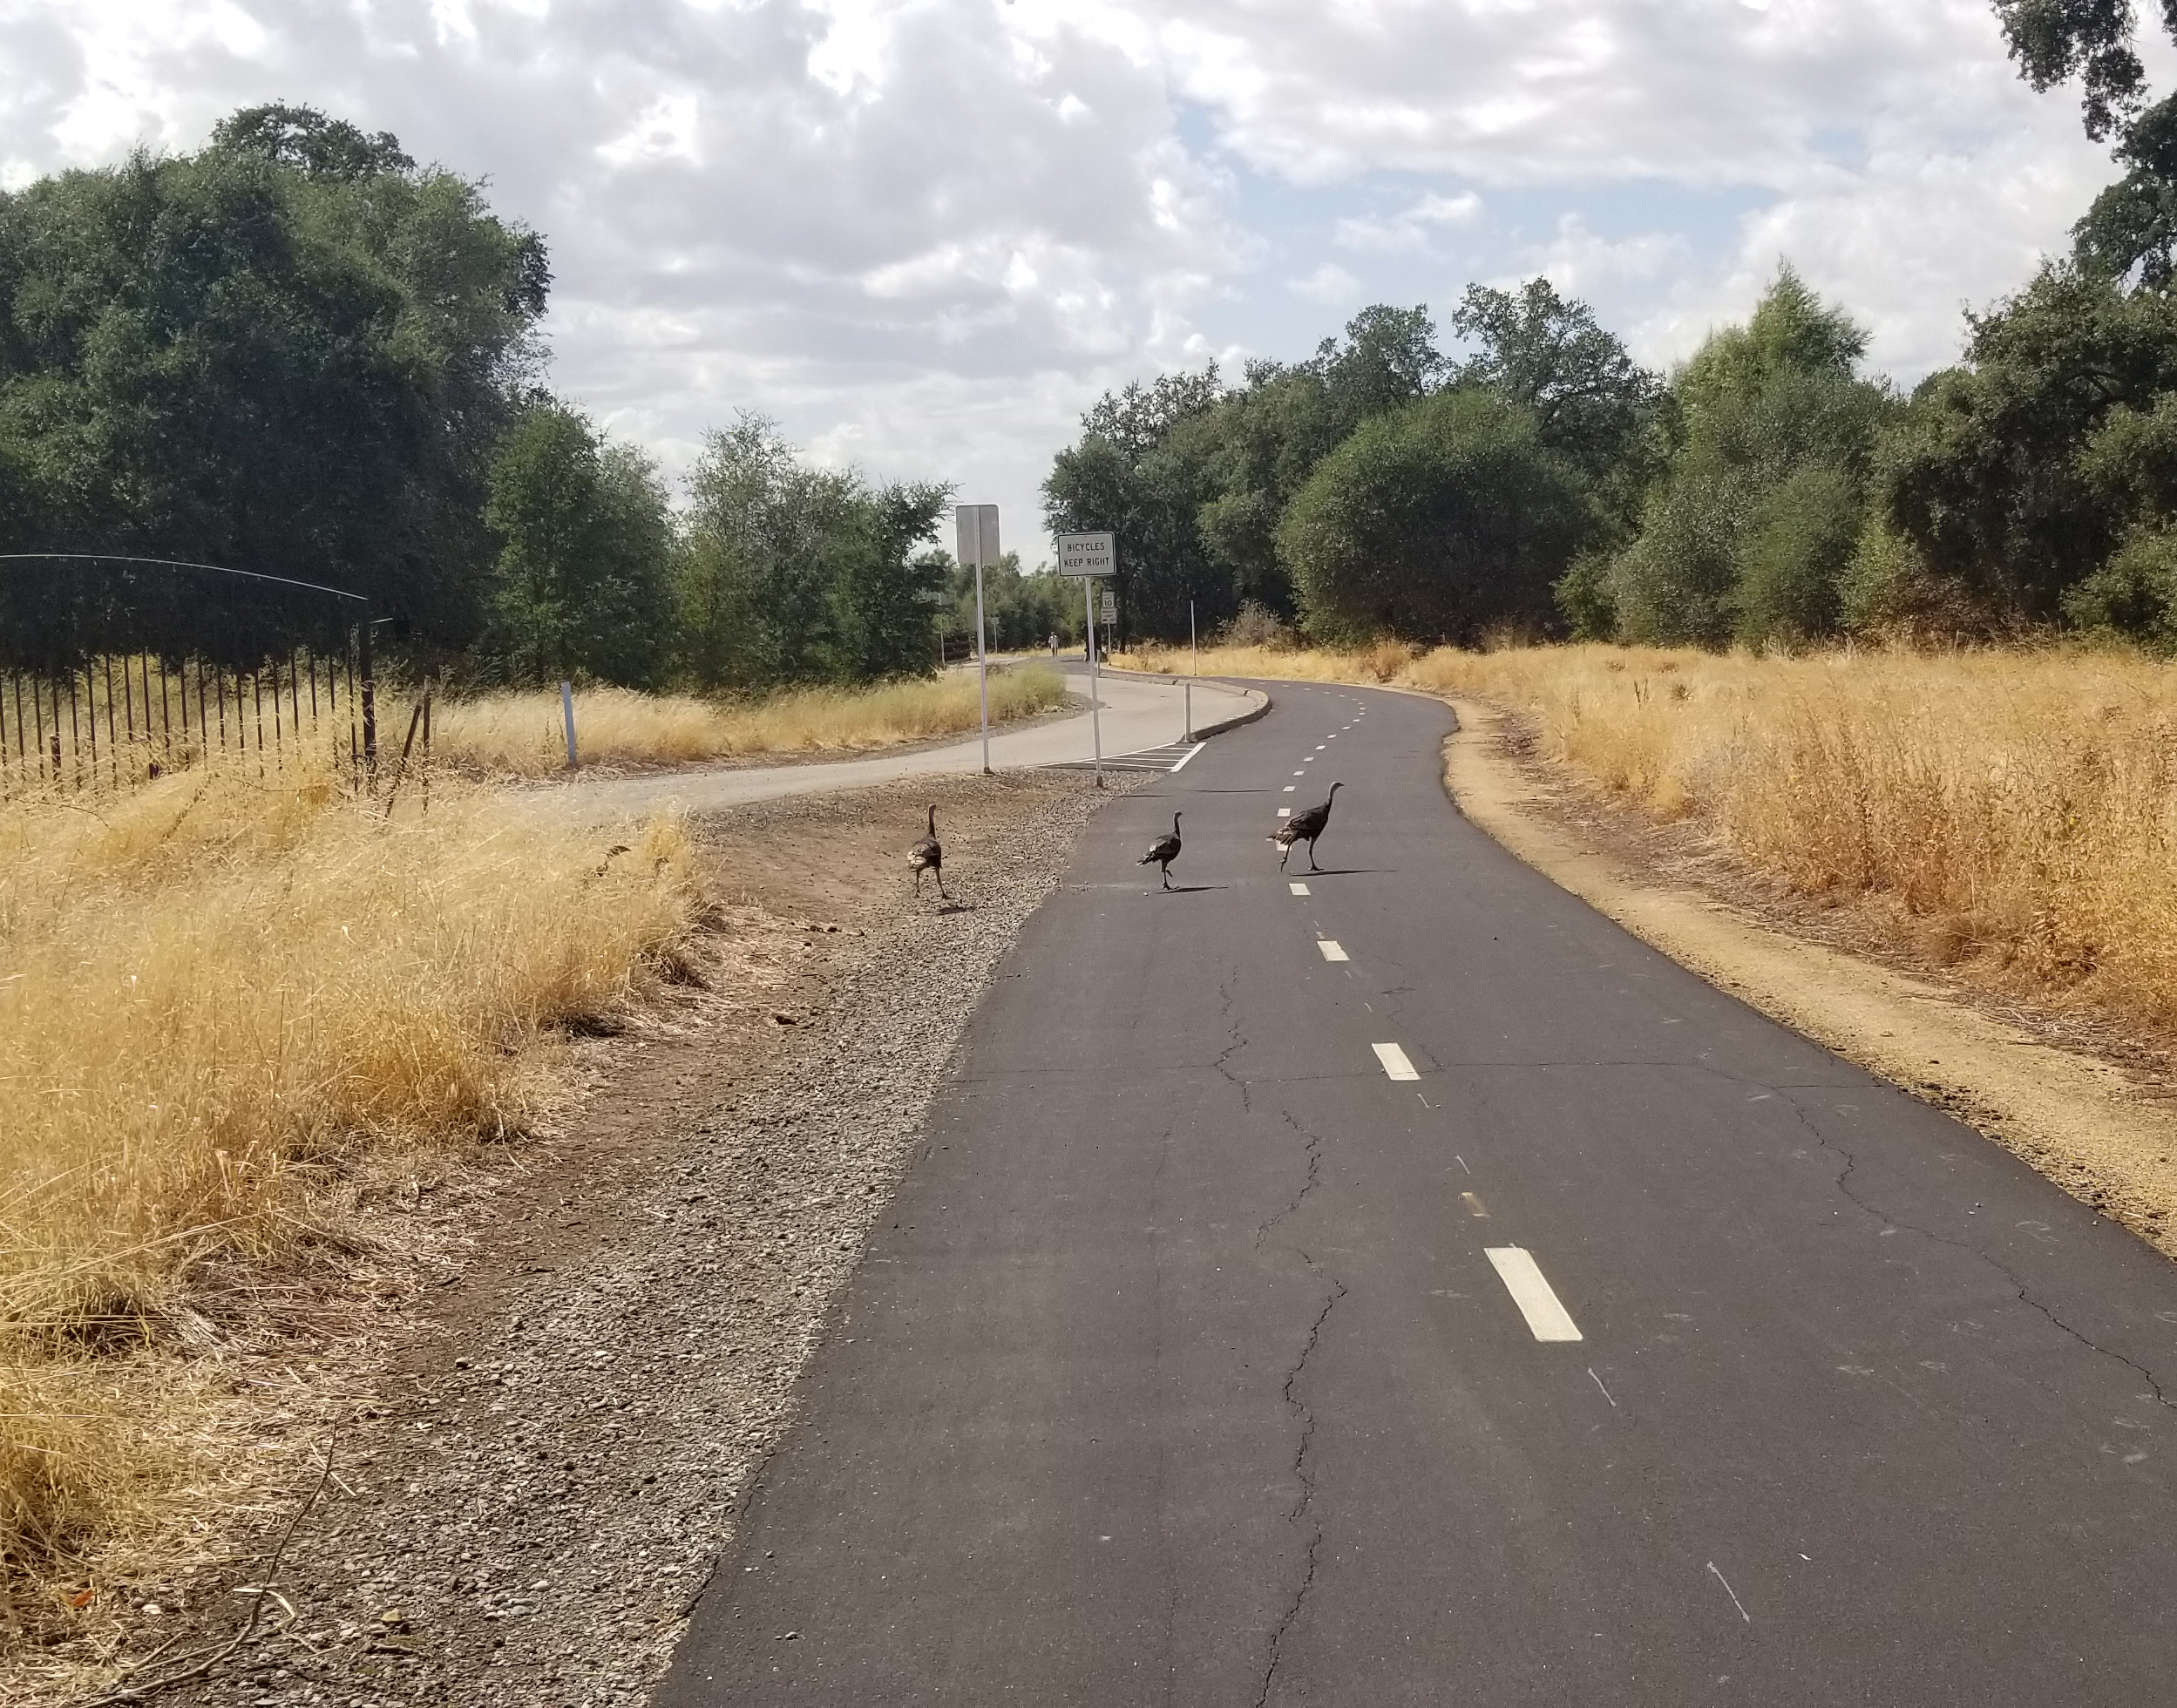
left=64, top=769, right=1129, bottom=1708
left=1443, top=694, right=2177, bottom=1264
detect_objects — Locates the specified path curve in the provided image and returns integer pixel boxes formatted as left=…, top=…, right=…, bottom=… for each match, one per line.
left=552, top=662, right=1259, bottom=821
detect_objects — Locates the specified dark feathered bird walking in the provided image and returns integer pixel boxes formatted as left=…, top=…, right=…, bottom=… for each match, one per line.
left=1270, top=782, right=1341, bottom=871
left=910, top=804, right=946, bottom=898
left=1139, top=811, right=1183, bottom=889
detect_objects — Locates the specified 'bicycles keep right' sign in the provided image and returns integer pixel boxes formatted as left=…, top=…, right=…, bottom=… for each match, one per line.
left=1056, top=532, right=1116, bottom=577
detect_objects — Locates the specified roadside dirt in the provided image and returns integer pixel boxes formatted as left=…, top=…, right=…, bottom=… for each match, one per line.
left=51, top=769, right=1129, bottom=1708
left=1442, top=695, right=2177, bottom=1264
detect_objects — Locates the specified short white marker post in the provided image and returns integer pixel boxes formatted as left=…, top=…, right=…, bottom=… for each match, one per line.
left=1485, top=1248, right=1584, bottom=1342
left=560, top=680, right=578, bottom=769
left=1372, top=1042, right=1419, bottom=1081
left=1185, top=597, right=1195, bottom=741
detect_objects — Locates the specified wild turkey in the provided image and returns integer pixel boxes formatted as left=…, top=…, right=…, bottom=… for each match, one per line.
left=910, top=805, right=946, bottom=898
left=1270, top=782, right=1341, bottom=871
left=1138, top=811, right=1183, bottom=889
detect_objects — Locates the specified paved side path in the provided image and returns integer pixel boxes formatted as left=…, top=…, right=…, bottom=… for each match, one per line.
left=557, top=664, right=1257, bottom=819
left=658, top=681, right=2177, bottom=1705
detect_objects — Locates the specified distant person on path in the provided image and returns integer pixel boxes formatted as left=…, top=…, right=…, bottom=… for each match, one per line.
left=1048, top=631, right=1057, bottom=658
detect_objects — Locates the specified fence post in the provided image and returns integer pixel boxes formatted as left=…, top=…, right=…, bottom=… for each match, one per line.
left=561, top=681, right=578, bottom=769
left=359, top=612, right=378, bottom=785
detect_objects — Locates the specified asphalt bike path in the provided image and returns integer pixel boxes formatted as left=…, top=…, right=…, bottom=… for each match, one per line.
left=558, top=662, right=1258, bottom=821
left=657, top=680, right=2177, bottom=1704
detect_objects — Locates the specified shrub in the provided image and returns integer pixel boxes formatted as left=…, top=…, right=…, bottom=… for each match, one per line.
left=1279, top=389, right=1589, bottom=645
left=2065, top=526, right=2177, bottom=651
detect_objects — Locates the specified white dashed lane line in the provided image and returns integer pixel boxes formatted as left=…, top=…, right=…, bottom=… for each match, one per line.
left=1485, top=1248, right=1584, bottom=1343
left=1278, top=807, right=1291, bottom=817
left=1317, top=940, right=1349, bottom=962
left=1289, top=881, right=1310, bottom=895
left=1372, top=1042, right=1419, bottom=1081
left=1282, top=785, right=1296, bottom=792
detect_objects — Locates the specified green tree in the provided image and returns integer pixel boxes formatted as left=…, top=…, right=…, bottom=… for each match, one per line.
left=0, top=104, right=548, bottom=645
left=479, top=403, right=670, bottom=687
left=1875, top=263, right=2177, bottom=626
left=1044, top=306, right=1452, bottom=640
left=675, top=414, right=946, bottom=690
left=1278, top=390, right=1590, bottom=644
left=1996, top=0, right=2177, bottom=283
left=832, top=482, right=953, bottom=681
left=1042, top=368, right=1227, bottom=640
left=1611, top=268, right=1892, bottom=646
left=1449, top=278, right=1663, bottom=517
left=942, top=552, right=1084, bottom=653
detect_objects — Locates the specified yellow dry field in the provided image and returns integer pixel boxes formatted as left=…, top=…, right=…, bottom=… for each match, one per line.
left=1122, top=639, right=2177, bottom=1047
left=0, top=762, right=700, bottom=1632
left=427, top=665, right=1069, bottom=776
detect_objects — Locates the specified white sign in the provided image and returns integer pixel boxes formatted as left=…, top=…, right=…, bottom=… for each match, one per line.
left=955, top=504, right=999, bottom=566
left=1099, top=590, right=1116, bottom=621
left=1057, top=531, right=1116, bottom=577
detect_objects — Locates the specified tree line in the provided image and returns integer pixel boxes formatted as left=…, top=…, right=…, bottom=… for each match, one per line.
left=0, top=105, right=953, bottom=688
left=1044, top=2, right=2177, bottom=653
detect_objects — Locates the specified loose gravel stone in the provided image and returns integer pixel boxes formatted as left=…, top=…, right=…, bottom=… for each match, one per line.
left=147, top=772, right=1135, bottom=1708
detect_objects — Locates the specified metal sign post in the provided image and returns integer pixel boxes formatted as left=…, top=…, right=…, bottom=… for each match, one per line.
left=1083, top=576, right=1103, bottom=787
left=1056, top=532, right=1116, bottom=789
left=955, top=505, right=999, bottom=775
left=1186, top=598, right=1195, bottom=741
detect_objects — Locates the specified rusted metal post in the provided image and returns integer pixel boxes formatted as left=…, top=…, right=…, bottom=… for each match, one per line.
left=119, top=651, right=134, bottom=779
left=103, top=656, right=119, bottom=783
left=358, top=614, right=377, bottom=785
left=382, top=700, right=424, bottom=817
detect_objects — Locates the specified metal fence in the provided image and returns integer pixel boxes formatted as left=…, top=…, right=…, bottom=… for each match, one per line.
left=0, top=555, right=379, bottom=799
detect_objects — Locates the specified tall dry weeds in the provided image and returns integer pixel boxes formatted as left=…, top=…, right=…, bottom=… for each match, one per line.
left=1406, top=645, right=2177, bottom=1033
left=429, top=666, right=1069, bottom=776
left=1121, top=640, right=2177, bottom=1043
left=0, top=762, right=701, bottom=1622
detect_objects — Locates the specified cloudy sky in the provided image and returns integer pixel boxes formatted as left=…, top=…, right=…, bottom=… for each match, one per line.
left=0, top=0, right=2136, bottom=561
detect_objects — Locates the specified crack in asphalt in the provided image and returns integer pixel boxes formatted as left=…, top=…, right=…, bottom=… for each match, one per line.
left=1211, top=970, right=1252, bottom=1115
left=1254, top=1263, right=1346, bottom=1708
left=1775, top=1088, right=2177, bottom=1413
left=1254, top=1108, right=1326, bottom=1251
left=1204, top=965, right=1346, bottom=1705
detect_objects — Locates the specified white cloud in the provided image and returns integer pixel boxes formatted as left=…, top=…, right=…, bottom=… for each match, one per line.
left=0, top=0, right=2140, bottom=546
left=1289, top=261, right=1362, bottom=302
left=1336, top=190, right=1482, bottom=254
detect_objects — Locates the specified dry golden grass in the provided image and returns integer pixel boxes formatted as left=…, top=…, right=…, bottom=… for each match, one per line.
left=430, top=666, right=1069, bottom=776
left=1122, top=638, right=2177, bottom=1044
left=1114, top=640, right=1419, bottom=684
left=0, top=761, right=702, bottom=1627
